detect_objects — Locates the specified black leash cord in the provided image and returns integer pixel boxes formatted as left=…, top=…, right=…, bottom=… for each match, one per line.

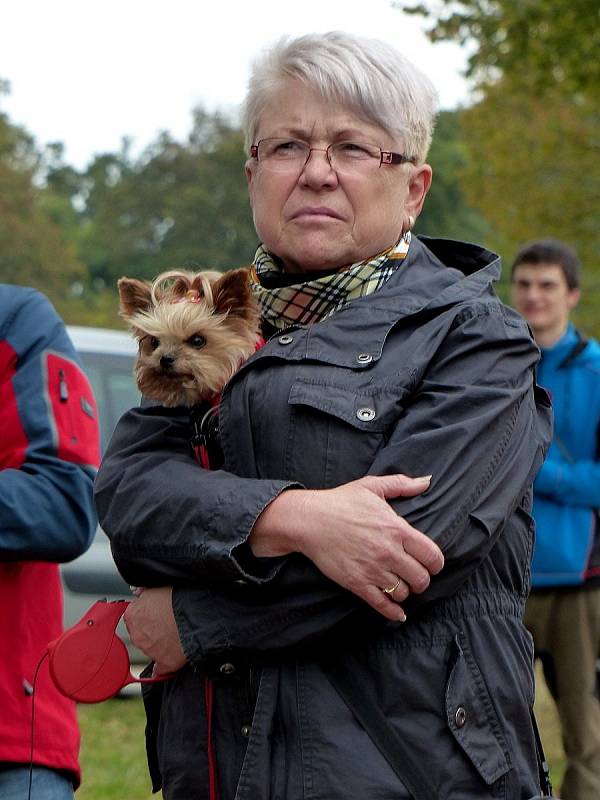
left=27, top=651, right=49, bottom=800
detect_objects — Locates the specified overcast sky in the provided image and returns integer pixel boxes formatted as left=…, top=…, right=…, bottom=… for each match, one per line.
left=1, top=0, right=471, bottom=169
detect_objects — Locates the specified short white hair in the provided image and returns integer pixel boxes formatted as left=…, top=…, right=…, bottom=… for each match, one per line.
left=241, top=31, right=439, bottom=164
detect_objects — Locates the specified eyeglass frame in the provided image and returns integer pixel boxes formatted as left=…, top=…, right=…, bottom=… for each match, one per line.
left=249, top=138, right=417, bottom=170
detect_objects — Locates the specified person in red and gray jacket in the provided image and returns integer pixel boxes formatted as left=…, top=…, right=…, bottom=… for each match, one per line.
left=0, top=285, right=100, bottom=798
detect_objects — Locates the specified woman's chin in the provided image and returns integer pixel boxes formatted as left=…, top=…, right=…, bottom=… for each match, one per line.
left=276, top=239, right=358, bottom=274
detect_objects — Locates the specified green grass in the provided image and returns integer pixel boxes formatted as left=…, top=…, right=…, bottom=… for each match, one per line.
left=534, top=662, right=566, bottom=793
left=77, top=664, right=565, bottom=798
left=77, top=694, right=154, bottom=800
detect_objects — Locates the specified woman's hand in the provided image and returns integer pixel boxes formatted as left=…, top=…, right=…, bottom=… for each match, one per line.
left=124, top=586, right=188, bottom=674
left=249, top=474, right=444, bottom=622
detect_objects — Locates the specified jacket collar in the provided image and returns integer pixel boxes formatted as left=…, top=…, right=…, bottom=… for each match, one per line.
left=238, top=236, right=501, bottom=372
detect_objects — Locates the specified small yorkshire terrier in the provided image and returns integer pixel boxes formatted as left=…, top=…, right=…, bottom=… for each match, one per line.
left=118, top=268, right=262, bottom=407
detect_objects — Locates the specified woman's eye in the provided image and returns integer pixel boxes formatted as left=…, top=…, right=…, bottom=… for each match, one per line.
left=274, top=140, right=303, bottom=157
left=150, top=337, right=160, bottom=350
left=338, top=142, right=372, bottom=158
left=188, top=334, right=207, bottom=349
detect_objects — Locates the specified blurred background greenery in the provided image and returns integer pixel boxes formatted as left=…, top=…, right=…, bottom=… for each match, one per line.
left=1, top=0, right=598, bottom=334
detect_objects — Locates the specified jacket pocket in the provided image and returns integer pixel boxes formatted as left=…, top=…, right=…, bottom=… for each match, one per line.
left=285, top=377, right=408, bottom=486
left=44, top=351, right=101, bottom=467
left=445, top=633, right=510, bottom=786
left=288, top=378, right=407, bottom=433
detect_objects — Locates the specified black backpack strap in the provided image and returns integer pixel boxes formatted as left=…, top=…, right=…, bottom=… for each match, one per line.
left=558, top=327, right=589, bottom=369
left=322, top=658, right=437, bottom=800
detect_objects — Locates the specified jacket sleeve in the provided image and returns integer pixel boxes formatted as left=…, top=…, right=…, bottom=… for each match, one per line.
left=0, top=289, right=100, bottom=562
left=533, top=445, right=600, bottom=508
left=107, top=303, right=550, bottom=665
left=94, top=405, right=301, bottom=585
left=366, top=304, right=550, bottom=604
left=172, top=562, right=371, bottom=666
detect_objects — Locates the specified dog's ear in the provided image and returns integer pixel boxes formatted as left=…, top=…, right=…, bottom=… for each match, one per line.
left=170, top=277, right=192, bottom=299
left=118, top=277, right=153, bottom=318
left=212, top=269, right=253, bottom=319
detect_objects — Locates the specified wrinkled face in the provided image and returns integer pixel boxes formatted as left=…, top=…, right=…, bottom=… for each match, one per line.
left=245, top=78, right=432, bottom=273
left=511, top=262, right=580, bottom=338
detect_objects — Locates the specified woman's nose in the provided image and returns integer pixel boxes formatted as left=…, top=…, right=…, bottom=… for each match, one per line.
left=299, top=148, right=339, bottom=189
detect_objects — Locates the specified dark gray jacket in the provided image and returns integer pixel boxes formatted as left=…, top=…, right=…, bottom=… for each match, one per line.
left=95, top=236, right=552, bottom=800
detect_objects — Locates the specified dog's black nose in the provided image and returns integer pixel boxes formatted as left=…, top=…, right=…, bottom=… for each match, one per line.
left=160, top=355, right=175, bottom=370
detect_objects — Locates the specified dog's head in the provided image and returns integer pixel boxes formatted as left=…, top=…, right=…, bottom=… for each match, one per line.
left=118, top=268, right=260, bottom=406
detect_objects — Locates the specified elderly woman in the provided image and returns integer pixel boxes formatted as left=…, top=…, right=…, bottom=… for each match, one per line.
left=95, top=32, right=552, bottom=800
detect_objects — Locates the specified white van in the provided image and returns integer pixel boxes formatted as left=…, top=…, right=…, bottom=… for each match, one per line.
left=60, top=326, right=142, bottom=657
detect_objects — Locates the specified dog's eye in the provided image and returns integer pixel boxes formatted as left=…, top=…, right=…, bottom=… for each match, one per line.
left=188, top=334, right=207, bottom=349
left=149, top=337, right=160, bottom=350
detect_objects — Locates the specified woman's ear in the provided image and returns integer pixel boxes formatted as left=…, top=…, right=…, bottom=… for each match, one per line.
left=405, top=164, right=433, bottom=220
left=245, top=161, right=256, bottom=209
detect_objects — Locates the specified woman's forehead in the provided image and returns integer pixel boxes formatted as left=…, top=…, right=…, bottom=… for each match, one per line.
left=255, top=78, right=393, bottom=144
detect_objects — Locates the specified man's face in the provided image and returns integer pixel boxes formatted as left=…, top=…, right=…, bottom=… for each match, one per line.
left=511, top=262, right=580, bottom=338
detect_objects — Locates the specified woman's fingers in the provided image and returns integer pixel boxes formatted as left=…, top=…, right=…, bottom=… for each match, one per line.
left=387, top=550, right=433, bottom=595
left=362, top=585, right=407, bottom=622
left=383, top=522, right=444, bottom=594
left=360, top=473, right=432, bottom=499
left=249, top=474, right=445, bottom=619
left=124, top=587, right=187, bottom=673
left=357, top=474, right=445, bottom=580
left=400, top=522, right=445, bottom=576
left=380, top=571, right=410, bottom=600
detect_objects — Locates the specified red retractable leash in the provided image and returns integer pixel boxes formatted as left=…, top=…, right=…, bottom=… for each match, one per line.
left=26, top=599, right=173, bottom=800
left=47, top=599, right=173, bottom=702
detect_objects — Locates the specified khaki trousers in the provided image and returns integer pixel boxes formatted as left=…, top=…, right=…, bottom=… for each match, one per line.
left=524, top=588, right=600, bottom=800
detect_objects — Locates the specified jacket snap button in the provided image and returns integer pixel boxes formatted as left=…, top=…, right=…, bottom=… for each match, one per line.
left=455, top=706, right=467, bottom=728
left=241, top=724, right=251, bottom=738
left=356, top=353, right=373, bottom=364
left=278, top=334, right=293, bottom=345
left=219, top=662, right=236, bottom=675
left=356, top=407, right=376, bottom=421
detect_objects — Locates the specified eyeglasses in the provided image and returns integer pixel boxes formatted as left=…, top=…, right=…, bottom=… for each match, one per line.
left=250, top=138, right=417, bottom=174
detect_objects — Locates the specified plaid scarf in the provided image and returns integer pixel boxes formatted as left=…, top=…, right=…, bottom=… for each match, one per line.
left=249, top=234, right=411, bottom=330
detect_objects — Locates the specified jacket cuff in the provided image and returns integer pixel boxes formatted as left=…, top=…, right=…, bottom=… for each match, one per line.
left=173, top=587, right=229, bottom=665
left=225, top=482, right=303, bottom=583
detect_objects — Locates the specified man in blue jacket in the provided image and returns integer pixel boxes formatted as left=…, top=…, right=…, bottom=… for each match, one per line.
left=0, top=285, right=100, bottom=798
left=512, top=239, right=600, bottom=800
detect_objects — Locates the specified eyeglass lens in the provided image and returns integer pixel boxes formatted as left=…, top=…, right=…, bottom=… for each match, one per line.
left=257, top=139, right=383, bottom=172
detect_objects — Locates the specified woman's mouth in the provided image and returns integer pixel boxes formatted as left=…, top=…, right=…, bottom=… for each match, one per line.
left=290, top=206, right=344, bottom=221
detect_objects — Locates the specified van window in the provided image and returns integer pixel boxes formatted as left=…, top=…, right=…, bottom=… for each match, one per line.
left=77, top=352, right=140, bottom=452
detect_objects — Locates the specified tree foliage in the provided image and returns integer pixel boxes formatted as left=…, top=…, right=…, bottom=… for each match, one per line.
left=397, top=0, right=600, bottom=335
left=48, top=109, right=258, bottom=294
left=0, top=91, right=85, bottom=311
left=416, top=110, right=491, bottom=243
left=400, top=0, right=600, bottom=97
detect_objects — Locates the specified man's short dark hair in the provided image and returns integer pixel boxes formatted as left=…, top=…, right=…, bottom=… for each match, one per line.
left=511, top=239, right=581, bottom=290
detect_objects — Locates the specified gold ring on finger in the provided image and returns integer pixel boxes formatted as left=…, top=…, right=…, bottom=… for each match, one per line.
left=382, top=577, right=402, bottom=596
